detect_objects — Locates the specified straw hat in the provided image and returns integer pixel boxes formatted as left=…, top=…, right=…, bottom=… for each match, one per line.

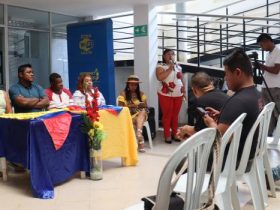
left=126, top=75, right=142, bottom=83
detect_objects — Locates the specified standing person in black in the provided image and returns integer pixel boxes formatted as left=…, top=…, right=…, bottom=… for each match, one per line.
left=176, top=72, right=229, bottom=139
left=204, top=49, right=263, bottom=168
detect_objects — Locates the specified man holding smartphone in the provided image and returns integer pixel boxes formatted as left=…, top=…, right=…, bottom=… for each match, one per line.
left=176, top=72, right=228, bottom=139
left=203, top=49, right=263, bottom=168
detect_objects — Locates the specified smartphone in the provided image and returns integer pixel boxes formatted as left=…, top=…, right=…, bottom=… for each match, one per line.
left=138, top=102, right=145, bottom=108
left=196, top=107, right=208, bottom=116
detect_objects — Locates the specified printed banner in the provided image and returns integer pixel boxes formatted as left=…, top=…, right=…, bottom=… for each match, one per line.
left=67, top=19, right=115, bottom=105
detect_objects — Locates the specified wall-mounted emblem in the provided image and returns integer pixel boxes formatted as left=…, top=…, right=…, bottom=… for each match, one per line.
left=79, top=34, right=93, bottom=54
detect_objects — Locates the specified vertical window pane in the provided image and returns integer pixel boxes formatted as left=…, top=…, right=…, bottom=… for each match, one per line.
left=0, top=4, right=3, bottom=25
left=8, top=6, right=49, bottom=30
left=8, top=29, right=50, bottom=88
left=52, top=13, right=81, bottom=33
left=51, top=33, right=69, bottom=88
left=51, top=13, right=80, bottom=88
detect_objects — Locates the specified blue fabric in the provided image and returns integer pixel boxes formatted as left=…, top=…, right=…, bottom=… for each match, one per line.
left=99, top=105, right=123, bottom=114
left=0, top=114, right=90, bottom=199
left=9, top=82, right=47, bottom=113
left=36, top=110, right=67, bottom=120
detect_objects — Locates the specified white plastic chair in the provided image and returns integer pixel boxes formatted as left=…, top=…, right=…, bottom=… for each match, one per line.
left=214, top=113, right=246, bottom=210
left=267, top=114, right=280, bottom=145
left=255, top=102, right=276, bottom=205
left=124, top=128, right=217, bottom=210
left=174, top=113, right=246, bottom=210
left=143, top=121, right=153, bottom=149
left=231, top=103, right=275, bottom=210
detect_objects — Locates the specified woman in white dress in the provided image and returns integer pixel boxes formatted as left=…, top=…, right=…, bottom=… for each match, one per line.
left=73, top=73, right=106, bottom=107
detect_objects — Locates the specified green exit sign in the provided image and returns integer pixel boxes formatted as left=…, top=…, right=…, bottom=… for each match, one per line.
left=134, top=25, right=148, bottom=37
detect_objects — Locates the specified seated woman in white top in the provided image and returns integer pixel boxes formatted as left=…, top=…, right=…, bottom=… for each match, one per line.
left=73, top=73, right=106, bottom=107
left=0, top=90, right=12, bottom=177
left=0, top=90, right=12, bottom=114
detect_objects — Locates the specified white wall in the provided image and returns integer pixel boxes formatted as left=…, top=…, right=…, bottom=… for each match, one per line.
left=51, top=38, right=69, bottom=89
left=114, top=66, right=133, bottom=100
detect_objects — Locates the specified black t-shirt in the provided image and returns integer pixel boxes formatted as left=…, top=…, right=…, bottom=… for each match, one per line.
left=219, top=86, right=263, bottom=166
left=194, top=89, right=229, bottom=131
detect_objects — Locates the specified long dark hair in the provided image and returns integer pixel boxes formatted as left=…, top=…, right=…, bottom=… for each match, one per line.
left=124, top=83, right=142, bottom=102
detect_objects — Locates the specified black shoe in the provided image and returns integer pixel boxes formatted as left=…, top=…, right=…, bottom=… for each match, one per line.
left=172, top=135, right=181, bottom=142
left=164, top=139, right=172, bottom=144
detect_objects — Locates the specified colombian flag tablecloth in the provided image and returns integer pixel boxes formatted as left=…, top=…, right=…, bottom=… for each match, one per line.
left=0, top=106, right=138, bottom=199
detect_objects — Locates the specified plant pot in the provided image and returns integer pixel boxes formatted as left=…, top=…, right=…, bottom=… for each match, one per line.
left=89, top=148, right=103, bottom=180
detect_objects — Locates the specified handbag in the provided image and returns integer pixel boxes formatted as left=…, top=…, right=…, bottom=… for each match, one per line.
left=141, top=131, right=221, bottom=210
left=141, top=192, right=184, bottom=210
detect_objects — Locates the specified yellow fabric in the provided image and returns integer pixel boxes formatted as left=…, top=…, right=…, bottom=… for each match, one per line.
left=0, top=109, right=64, bottom=119
left=117, top=93, right=148, bottom=119
left=99, top=107, right=138, bottom=166
left=117, top=94, right=147, bottom=106
left=0, top=107, right=138, bottom=166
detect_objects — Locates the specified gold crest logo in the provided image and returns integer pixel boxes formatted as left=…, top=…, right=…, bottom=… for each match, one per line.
left=79, top=34, right=93, bottom=54
left=80, top=68, right=99, bottom=83
left=92, top=68, right=99, bottom=82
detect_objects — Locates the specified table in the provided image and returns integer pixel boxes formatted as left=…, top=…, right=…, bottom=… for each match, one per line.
left=0, top=113, right=89, bottom=199
left=0, top=107, right=138, bottom=199
left=99, top=107, right=138, bottom=166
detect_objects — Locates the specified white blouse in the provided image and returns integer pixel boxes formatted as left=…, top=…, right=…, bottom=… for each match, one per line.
left=157, top=63, right=184, bottom=97
left=73, top=89, right=106, bottom=107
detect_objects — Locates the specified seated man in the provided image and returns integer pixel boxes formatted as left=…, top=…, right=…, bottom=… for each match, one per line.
left=9, top=64, right=49, bottom=113
left=177, top=72, right=229, bottom=139
left=7, top=64, right=49, bottom=172
left=203, top=49, right=263, bottom=168
left=45, top=73, right=73, bottom=109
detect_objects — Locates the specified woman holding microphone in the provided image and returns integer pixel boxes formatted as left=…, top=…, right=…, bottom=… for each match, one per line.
left=156, top=49, right=185, bottom=144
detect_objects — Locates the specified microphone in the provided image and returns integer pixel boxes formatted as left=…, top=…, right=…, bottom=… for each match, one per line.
left=173, top=61, right=177, bottom=71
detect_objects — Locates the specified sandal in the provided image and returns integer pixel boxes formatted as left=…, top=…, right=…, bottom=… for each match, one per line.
left=138, top=140, right=146, bottom=153
left=172, top=135, right=181, bottom=142
left=164, top=139, right=172, bottom=144
left=137, top=129, right=146, bottom=153
left=136, top=129, right=143, bottom=139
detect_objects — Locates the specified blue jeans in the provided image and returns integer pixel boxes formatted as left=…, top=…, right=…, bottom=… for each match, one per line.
left=272, top=165, right=280, bottom=181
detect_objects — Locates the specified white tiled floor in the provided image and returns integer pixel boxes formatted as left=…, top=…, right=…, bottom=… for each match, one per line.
left=1, top=131, right=280, bottom=210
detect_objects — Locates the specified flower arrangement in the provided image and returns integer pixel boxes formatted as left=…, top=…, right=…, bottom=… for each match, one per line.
left=81, top=87, right=106, bottom=150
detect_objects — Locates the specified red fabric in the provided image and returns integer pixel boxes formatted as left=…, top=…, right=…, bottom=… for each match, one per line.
left=67, top=105, right=85, bottom=111
left=45, top=88, right=53, bottom=101
left=45, top=88, right=73, bottom=101
left=43, top=113, right=72, bottom=150
left=158, top=93, right=183, bottom=138
left=103, top=108, right=118, bottom=116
